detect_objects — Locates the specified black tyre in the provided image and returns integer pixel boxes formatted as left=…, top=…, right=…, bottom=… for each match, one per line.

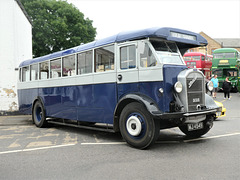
left=32, top=101, right=48, bottom=128
left=119, top=102, right=160, bottom=149
left=179, top=116, right=214, bottom=138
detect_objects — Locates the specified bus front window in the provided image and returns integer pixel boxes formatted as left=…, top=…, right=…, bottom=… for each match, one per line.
left=212, top=69, right=223, bottom=77
left=150, top=40, right=184, bottom=65
left=183, top=56, right=191, bottom=61
left=224, top=69, right=238, bottom=77
left=214, top=52, right=235, bottom=59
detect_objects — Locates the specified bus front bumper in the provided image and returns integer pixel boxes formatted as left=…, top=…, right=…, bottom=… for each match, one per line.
left=152, top=108, right=217, bottom=122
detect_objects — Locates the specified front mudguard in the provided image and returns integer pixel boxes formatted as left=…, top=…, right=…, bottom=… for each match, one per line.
left=205, top=94, right=219, bottom=109
left=113, top=93, right=161, bottom=132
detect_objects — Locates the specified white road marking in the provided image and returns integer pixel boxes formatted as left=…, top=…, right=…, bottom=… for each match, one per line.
left=82, top=132, right=240, bottom=145
left=81, top=142, right=126, bottom=145
left=1, top=132, right=239, bottom=154
left=183, top=132, right=240, bottom=142
left=0, top=143, right=76, bottom=155
left=155, top=141, right=180, bottom=144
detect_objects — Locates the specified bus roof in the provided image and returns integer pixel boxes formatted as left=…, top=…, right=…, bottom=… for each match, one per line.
left=213, top=48, right=239, bottom=54
left=19, top=27, right=208, bottom=67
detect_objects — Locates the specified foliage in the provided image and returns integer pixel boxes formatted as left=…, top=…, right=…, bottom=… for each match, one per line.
left=21, top=0, right=96, bottom=57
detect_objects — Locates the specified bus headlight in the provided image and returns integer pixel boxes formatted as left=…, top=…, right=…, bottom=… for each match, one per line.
left=174, top=81, right=183, bottom=93
left=207, top=81, right=214, bottom=91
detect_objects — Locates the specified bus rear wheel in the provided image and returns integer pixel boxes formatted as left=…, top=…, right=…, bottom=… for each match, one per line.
left=32, top=101, right=48, bottom=128
left=119, top=102, right=160, bottom=149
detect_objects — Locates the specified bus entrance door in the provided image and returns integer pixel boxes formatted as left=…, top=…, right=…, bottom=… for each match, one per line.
left=117, top=42, right=139, bottom=99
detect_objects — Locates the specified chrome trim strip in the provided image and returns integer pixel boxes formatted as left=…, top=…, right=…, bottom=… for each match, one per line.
left=183, top=109, right=217, bottom=117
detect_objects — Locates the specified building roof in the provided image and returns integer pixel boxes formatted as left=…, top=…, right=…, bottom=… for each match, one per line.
left=19, top=27, right=208, bottom=67
left=214, top=38, right=240, bottom=48
left=200, top=32, right=221, bottom=46
left=15, top=0, right=32, bottom=26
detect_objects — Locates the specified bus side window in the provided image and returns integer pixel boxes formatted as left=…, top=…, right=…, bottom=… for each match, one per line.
left=120, top=45, right=136, bottom=69
left=30, top=64, right=38, bottom=80
left=78, top=50, right=93, bottom=74
left=50, top=58, right=61, bottom=78
left=63, top=55, right=75, bottom=76
left=139, top=42, right=156, bottom=67
left=22, top=66, right=30, bottom=82
left=40, top=61, right=49, bottom=80
left=95, top=45, right=115, bottom=72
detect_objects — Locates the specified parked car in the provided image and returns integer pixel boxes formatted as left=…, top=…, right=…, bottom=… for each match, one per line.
left=214, top=101, right=226, bottom=119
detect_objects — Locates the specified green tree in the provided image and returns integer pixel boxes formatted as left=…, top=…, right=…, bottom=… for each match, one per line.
left=21, top=0, right=96, bottom=57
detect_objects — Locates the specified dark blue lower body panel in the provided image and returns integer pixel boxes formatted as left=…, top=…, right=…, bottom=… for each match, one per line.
left=18, top=83, right=117, bottom=124
left=19, top=81, right=165, bottom=124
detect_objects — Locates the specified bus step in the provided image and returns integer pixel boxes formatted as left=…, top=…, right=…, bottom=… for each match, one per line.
left=47, top=119, right=115, bottom=133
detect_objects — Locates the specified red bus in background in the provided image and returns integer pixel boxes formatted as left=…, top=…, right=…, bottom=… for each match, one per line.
left=183, top=52, right=213, bottom=79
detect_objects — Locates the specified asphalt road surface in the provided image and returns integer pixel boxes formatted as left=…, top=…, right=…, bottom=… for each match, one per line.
left=0, top=92, right=240, bottom=180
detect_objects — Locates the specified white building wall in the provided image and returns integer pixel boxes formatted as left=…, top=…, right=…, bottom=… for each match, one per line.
left=0, top=0, right=32, bottom=112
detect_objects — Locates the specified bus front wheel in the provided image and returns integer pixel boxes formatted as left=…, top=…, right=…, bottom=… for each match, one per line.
left=32, top=101, right=48, bottom=128
left=179, top=116, right=214, bottom=138
left=119, top=102, right=160, bottom=149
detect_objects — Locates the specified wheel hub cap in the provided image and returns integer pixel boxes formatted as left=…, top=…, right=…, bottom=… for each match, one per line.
left=126, top=116, right=142, bottom=136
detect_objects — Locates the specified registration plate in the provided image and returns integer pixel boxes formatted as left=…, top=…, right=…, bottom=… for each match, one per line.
left=187, top=122, right=203, bottom=131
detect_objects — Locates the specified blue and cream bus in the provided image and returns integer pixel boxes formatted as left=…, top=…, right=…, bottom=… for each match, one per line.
left=18, top=27, right=218, bottom=149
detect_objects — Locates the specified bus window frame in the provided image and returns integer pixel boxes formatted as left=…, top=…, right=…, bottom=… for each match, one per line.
left=150, top=39, right=184, bottom=66
left=224, top=69, right=238, bottom=77
left=22, top=66, right=30, bottom=82
left=50, top=58, right=62, bottom=79
left=214, top=52, right=236, bottom=59
left=119, top=44, right=137, bottom=70
left=62, top=55, right=76, bottom=77
left=77, top=49, right=93, bottom=75
left=138, top=40, right=160, bottom=69
left=212, top=69, right=223, bottom=77
left=30, top=63, right=39, bottom=81
left=183, top=56, right=192, bottom=61
left=94, top=44, right=115, bottom=73
left=39, top=61, right=50, bottom=80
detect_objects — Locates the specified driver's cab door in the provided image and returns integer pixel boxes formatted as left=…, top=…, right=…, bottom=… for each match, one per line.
left=117, top=42, right=139, bottom=99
